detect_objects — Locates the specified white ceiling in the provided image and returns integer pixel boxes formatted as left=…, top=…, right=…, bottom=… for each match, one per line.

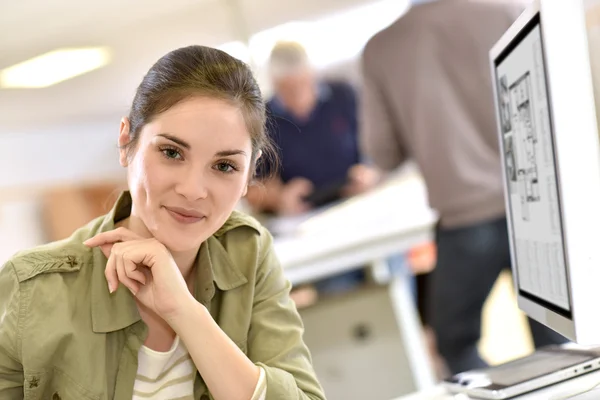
left=0, top=0, right=387, bottom=133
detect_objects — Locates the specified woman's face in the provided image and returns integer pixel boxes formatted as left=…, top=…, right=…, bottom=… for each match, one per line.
left=119, top=96, right=253, bottom=253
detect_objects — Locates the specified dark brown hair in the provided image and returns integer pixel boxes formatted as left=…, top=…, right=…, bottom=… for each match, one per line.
left=125, top=45, right=277, bottom=178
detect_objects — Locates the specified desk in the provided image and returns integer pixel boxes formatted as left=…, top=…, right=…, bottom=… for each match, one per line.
left=271, top=171, right=439, bottom=398
left=273, top=172, right=437, bottom=286
left=395, top=370, right=600, bottom=399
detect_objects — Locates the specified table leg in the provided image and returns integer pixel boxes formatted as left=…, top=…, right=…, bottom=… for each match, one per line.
left=373, top=257, right=437, bottom=391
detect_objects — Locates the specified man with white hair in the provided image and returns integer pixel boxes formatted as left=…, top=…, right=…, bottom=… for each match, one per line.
left=360, top=0, right=567, bottom=375
left=248, top=41, right=380, bottom=216
left=247, top=41, right=382, bottom=296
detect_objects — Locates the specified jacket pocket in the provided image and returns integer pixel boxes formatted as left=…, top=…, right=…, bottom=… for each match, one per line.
left=48, top=368, right=99, bottom=400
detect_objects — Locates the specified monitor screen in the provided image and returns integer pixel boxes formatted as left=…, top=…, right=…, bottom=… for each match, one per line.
left=493, top=12, right=571, bottom=317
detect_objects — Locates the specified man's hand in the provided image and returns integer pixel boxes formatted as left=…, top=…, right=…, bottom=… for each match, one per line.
left=277, top=178, right=314, bottom=215
left=343, top=164, right=381, bottom=197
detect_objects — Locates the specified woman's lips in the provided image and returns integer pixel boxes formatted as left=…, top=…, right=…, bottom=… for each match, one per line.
left=164, top=206, right=206, bottom=224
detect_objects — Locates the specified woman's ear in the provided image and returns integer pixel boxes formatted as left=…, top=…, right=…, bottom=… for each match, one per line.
left=118, top=117, right=132, bottom=167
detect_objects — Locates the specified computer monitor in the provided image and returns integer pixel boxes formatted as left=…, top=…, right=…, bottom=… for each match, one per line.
left=490, top=0, right=600, bottom=344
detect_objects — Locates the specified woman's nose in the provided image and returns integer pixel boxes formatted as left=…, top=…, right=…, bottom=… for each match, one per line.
left=175, top=168, right=208, bottom=201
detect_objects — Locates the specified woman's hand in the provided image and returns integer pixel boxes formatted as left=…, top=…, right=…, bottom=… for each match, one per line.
left=84, top=228, right=194, bottom=321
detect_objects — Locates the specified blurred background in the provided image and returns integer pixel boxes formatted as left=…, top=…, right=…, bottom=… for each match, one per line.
left=0, top=0, right=401, bottom=248
left=0, top=0, right=407, bottom=258
left=0, top=1, right=534, bottom=399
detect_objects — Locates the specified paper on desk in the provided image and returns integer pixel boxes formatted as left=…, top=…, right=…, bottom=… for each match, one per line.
left=273, top=174, right=437, bottom=268
left=297, top=173, right=436, bottom=237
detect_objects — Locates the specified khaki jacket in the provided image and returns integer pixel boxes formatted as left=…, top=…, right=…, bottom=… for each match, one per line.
left=0, top=192, right=325, bottom=400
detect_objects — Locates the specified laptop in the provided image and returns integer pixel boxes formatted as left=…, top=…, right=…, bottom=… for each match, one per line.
left=442, top=346, right=600, bottom=399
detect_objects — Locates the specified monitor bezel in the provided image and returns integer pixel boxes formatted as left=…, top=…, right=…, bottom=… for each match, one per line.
left=490, top=0, right=600, bottom=344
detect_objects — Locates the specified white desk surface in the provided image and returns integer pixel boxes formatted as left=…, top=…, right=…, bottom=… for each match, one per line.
left=395, top=369, right=600, bottom=400
left=272, top=171, right=437, bottom=286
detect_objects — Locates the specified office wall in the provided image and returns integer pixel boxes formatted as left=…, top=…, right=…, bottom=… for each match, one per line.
left=0, top=198, right=45, bottom=264
left=0, top=121, right=125, bottom=263
left=1, top=0, right=405, bottom=133
left=0, top=121, right=124, bottom=196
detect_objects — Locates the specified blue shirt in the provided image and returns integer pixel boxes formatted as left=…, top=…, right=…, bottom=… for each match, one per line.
left=264, top=81, right=360, bottom=190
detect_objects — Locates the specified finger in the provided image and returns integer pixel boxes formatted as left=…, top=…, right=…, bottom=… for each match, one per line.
left=141, top=266, right=153, bottom=285
left=117, top=239, right=163, bottom=269
left=124, top=257, right=147, bottom=285
left=291, top=178, right=313, bottom=193
left=293, top=184, right=313, bottom=198
left=347, top=164, right=363, bottom=179
left=99, top=244, right=113, bottom=259
left=300, top=186, right=314, bottom=197
left=349, top=170, right=367, bottom=183
left=301, top=180, right=314, bottom=193
left=296, top=202, right=312, bottom=214
left=341, top=183, right=360, bottom=198
left=104, top=254, right=119, bottom=294
left=116, top=251, right=140, bottom=295
left=84, top=227, right=141, bottom=247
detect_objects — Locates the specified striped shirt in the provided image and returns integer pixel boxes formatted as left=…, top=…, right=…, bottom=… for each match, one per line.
left=133, top=336, right=267, bottom=400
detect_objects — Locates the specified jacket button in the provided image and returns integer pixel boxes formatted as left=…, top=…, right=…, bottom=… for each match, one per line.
left=66, top=255, right=77, bottom=267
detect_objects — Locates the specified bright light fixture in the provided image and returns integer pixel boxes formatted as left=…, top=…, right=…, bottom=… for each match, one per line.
left=0, top=47, right=112, bottom=89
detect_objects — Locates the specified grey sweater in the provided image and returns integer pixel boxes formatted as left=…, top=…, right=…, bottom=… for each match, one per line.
left=360, top=0, right=526, bottom=228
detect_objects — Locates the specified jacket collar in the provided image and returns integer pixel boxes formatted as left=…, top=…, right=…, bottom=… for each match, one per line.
left=91, top=191, right=249, bottom=333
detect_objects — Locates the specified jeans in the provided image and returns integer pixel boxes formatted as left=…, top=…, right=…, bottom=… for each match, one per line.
left=427, top=217, right=568, bottom=375
left=314, top=253, right=416, bottom=300
left=313, top=268, right=366, bottom=294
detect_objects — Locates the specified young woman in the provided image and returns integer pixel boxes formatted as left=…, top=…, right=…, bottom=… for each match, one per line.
left=0, top=45, right=326, bottom=400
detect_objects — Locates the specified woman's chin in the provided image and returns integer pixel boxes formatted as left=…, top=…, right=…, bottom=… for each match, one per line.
left=167, top=241, right=201, bottom=254
left=153, top=231, right=201, bottom=254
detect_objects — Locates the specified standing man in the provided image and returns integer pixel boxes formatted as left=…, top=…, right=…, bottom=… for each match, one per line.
left=360, top=0, right=566, bottom=375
